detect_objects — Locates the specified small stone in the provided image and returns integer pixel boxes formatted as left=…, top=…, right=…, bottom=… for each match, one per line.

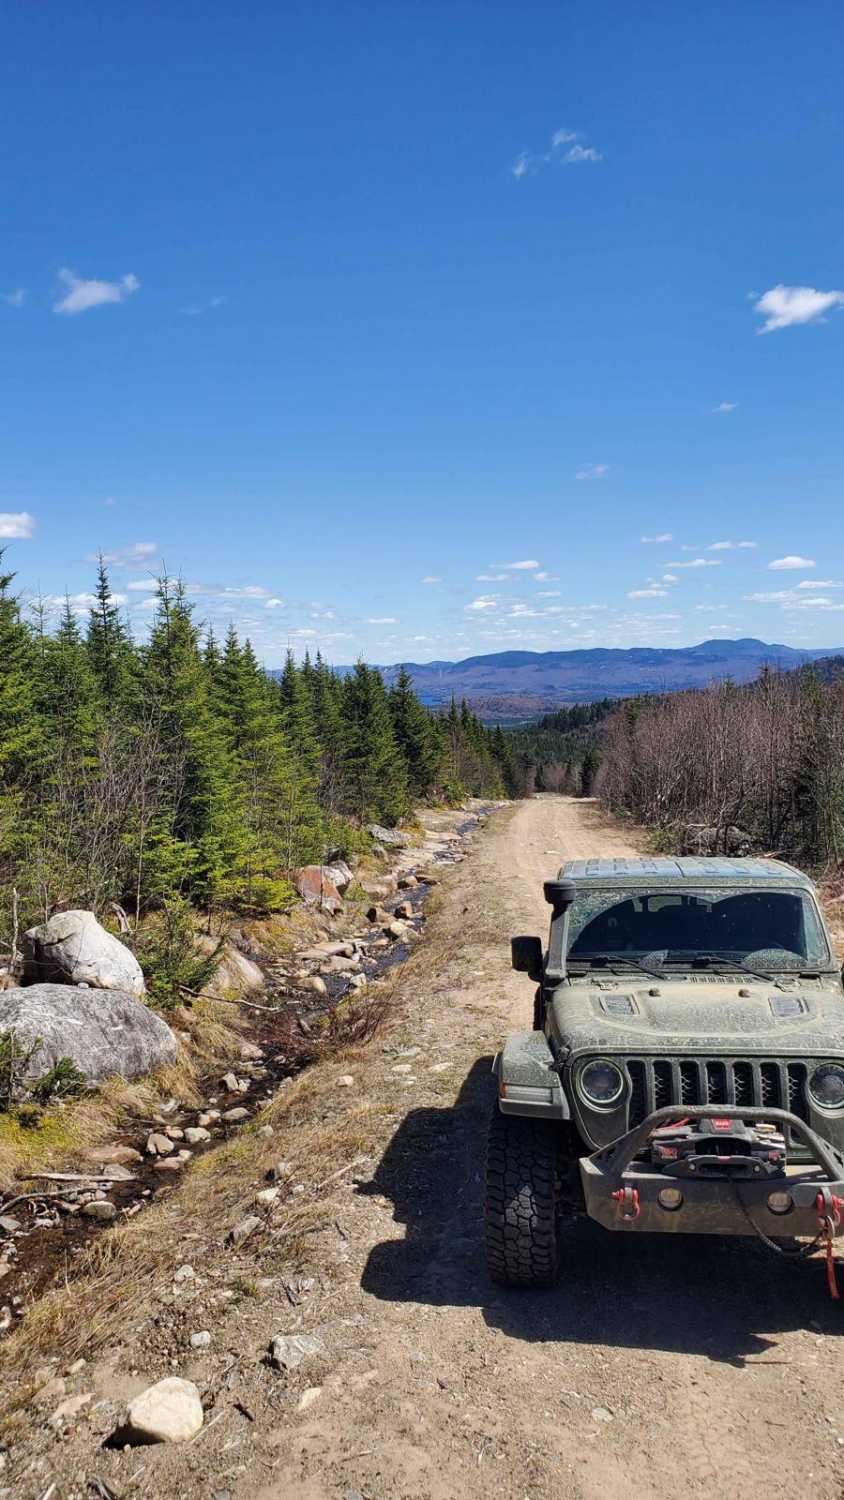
left=398, top=875, right=418, bottom=889
left=146, top=1133, right=174, bottom=1156
left=87, top=1144, right=143, bottom=1166
left=164, top=1126, right=185, bottom=1141
left=184, top=1127, right=211, bottom=1145
left=125, top=1376, right=204, bottom=1444
left=96, top=1163, right=135, bottom=1181
left=298, top=1386, right=322, bottom=1411
left=268, top=1160, right=293, bottom=1181
left=174, top=1264, right=195, bottom=1281
left=198, top=1109, right=221, bottom=1126
left=222, top=1107, right=250, bottom=1123
left=394, top=901, right=413, bottom=920
left=337, top=1075, right=354, bottom=1087
left=385, top=921, right=408, bottom=940
left=240, top=1042, right=264, bottom=1060
left=392, top=1064, right=413, bottom=1075
left=189, top=1331, right=211, bottom=1349
left=49, top=1392, right=92, bottom=1428
left=153, top=1157, right=184, bottom=1173
left=256, top=1187, right=279, bottom=1208
left=66, top=1358, right=87, bottom=1375
left=592, top=1406, right=614, bottom=1423
left=299, top=975, right=328, bottom=998
left=226, top=1214, right=261, bottom=1246
left=81, top=1200, right=117, bottom=1222
left=222, top=1071, right=244, bottom=1093
left=269, top=1332, right=325, bottom=1371
left=430, top=1062, right=450, bottom=1073
left=0, top=1216, right=21, bottom=1234
left=256, top=1124, right=274, bottom=1139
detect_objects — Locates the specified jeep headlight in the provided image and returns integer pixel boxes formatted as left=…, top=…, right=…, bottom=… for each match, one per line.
left=808, top=1063, right=844, bottom=1111
left=578, top=1059, right=625, bottom=1108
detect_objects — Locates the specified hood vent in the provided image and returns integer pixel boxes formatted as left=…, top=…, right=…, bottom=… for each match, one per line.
left=770, top=994, right=807, bottom=1020
left=599, top=994, right=638, bottom=1018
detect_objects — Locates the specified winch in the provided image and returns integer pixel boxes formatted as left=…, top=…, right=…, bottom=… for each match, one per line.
left=646, top=1116, right=787, bottom=1179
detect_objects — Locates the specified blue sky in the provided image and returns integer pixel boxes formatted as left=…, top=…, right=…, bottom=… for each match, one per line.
left=2, top=1, right=843, bottom=666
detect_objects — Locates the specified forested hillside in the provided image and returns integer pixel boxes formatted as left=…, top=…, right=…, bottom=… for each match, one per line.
left=505, top=700, right=616, bottom=795
left=598, top=666, right=844, bottom=867
left=0, top=556, right=519, bottom=940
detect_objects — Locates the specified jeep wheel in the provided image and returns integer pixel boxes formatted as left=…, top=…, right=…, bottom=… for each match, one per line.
left=485, top=1112, right=563, bottom=1287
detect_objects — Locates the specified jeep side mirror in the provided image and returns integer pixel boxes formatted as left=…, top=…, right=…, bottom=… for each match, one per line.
left=512, top=935, right=543, bottom=979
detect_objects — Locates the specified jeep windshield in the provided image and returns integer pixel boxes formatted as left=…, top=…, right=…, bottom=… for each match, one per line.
left=566, top=886, right=831, bottom=972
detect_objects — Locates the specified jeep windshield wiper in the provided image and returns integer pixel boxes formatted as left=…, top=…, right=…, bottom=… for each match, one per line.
left=677, top=952, right=787, bottom=990
left=570, top=951, right=667, bottom=979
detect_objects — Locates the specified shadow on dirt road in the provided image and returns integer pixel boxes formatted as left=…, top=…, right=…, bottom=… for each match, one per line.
left=359, top=1057, right=843, bottom=1368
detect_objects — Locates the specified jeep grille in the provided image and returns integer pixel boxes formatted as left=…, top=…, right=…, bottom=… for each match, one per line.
left=626, top=1058, right=809, bottom=1127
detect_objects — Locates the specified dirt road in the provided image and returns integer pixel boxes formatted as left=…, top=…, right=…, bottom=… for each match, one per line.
left=14, top=796, right=844, bottom=1499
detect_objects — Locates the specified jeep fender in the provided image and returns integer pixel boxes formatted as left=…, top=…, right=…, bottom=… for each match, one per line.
left=493, top=1030, right=569, bottom=1120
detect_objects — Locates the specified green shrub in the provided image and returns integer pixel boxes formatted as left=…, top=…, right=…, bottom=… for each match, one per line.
left=138, top=896, right=224, bottom=1010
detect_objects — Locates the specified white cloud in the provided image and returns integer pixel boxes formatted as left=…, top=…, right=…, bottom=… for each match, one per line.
left=564, top=143, right=602, bottom=163
left=641, top=532, right=673, bottom=544
left=265, top=598, right=284, bottom=610
left=222, top=584, right=270, bottom=597
left=533, top=570, right=559, bottom=582
left=0, top=511, right=35, bottom=539
left=465, top=596, right=498, bottom=612
left=707, top=540, right=757, bottom=551
left=754, top=284, right=844, bottom=334
left=367, top=616, right=398, bottom=624
left=41, top=590, right=126, bottom=611
left=661, top=573, right=679, bottom=584
left=511, top=127, right=603, bottom=180
left=505, top=559, right=540, bottom=570
left=712, top=401, right=737, bottom=414
left=538, top=590, right=561, bottom=597
left=54, top=268, right=140, bottom=316
left=180, top=296, right=226, bottom=317
left=628, top=588, right=667, bottom=598
left=797, top=579, right=842, bottom=590
left=421, top=575, right=442, bottom=584
left=666, top=558, right=722, bottom=569
left=93, top=542, right=157, bottom=567
left=769, top=555, right=816, bottom=571
left=476, top=573, right=508, bottom=582
left=575, top=463, right=608, bottom=481
left=126, top=578, right=158, bottom=592
left=2, top=289, right=26, bottom=308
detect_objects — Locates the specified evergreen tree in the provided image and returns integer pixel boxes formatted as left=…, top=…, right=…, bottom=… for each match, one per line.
left=86, top=557, right=134, bottom=706
left=341, top=663, right=407, bottom=824
left=389, top=666, right=440, bottom=797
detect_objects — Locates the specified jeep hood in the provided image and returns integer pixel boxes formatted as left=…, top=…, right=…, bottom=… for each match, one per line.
left=550, top=976, right=844, bottom=1058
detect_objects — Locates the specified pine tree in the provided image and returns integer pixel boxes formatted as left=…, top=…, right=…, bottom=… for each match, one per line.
left=341, top=663, right=407, bottom=824
left=86, top=557, right=134, bottom=706
left=389, top=666, right=439, bottom=797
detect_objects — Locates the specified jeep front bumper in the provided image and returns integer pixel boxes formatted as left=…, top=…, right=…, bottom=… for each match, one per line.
left=580, top=1104, right=844, bottom=1237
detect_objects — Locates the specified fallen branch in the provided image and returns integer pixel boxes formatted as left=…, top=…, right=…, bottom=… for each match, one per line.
left=177, top=983, right=282, bottom=1016
left=14, top=1171, right=137, bottom=1184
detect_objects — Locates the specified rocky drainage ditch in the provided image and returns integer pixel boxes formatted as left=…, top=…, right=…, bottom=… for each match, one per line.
left=0, top=804, right=495, bottom=1336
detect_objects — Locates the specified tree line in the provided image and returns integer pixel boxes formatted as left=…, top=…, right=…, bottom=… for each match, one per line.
left=597, top=666, right=844, bottom=866
left=505, top=700, right=616, bottom=796
left=0, top=555, right=521, bottom=939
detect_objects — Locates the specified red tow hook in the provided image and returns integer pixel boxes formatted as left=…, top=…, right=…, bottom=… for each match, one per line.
left=612, top=1186, right=641, bottom=1221
left=815, top=1191, right=844, bottom=1300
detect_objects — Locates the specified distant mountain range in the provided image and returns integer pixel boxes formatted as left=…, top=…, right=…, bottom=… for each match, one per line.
left=363, top=639, right=844, bottom=722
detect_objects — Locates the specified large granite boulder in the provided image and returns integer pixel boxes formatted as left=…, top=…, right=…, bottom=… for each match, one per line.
left=0, top=984, right=177, bottom=1085
left=294, top=866, right=343, bottom=914
left=367, top=823, right=410, bottom=849
left=23, top=910, right=145, bottom=995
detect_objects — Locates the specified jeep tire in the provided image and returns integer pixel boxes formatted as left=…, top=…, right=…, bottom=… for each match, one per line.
left=485, top=1112, right=563, bottom=1287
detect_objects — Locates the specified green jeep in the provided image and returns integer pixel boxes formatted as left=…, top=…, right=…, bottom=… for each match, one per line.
left=487, top=857, right=844, bottom=1286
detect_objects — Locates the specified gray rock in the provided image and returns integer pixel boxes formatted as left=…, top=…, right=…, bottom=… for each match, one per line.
left=269, top=1332, right=324, bottom=1371
left=22, top=910, right=145, bottom=995
left=322, top=861, right=353, bottom=894
left=125, top=1376, right=204, bottom=1443
left=222, top=1106, right=250, bottom=1123
left=0, top=985, right=176, bottom=1086
left=297, top=975, right=328, bottom=998
left=81, top=1200, right=117, bottom=1222
left=189, top=1330, right=211, bottom=1349
left=184, top=1126, right=211, bottom=1145
left=173, top=1263, right=195, bottom=1281
left=147, top=1132, right=175, bottom=1155
left=367, top=824, right=410, bottom=848
left=226, top=1214, right=261, bottom=1246
left=0, top=1217, right=21, bottom=1234
left=49, top=1392, right=92, bottom=1428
